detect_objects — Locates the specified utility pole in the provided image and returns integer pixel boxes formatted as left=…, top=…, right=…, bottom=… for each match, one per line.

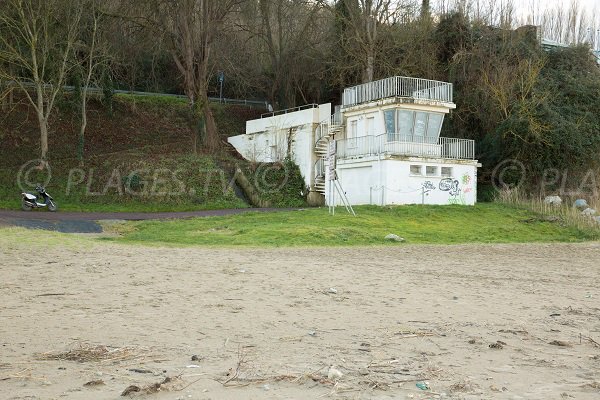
left=218, top=71, right=224, bottom=103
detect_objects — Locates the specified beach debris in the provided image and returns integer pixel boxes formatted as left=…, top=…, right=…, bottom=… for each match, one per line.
left=263, top=384, right=270, bottom=391
left=186, top=365, right=201, bottom=368
left=37, top=342, right=148, bottom=363
left=129, top=368, right=152, bottom=374
left=327, top=288, right=338, bottom=294
left=549, top=340, right=571, bottom=347
left=384, top=234, right=405, bottom=242
left=191, top=355, right=201, bottom=361
left=581, top=208, right=597, bottom=216
left=416, top=381, right=430, bottom=390
left=308, top=331, right=317, bottom=337
left=121, top=385, right=141, bottom=396
left=450, top=380, right=477, bottom=392
left=83, top=379, right=105, bottom=387
left=121, top=377, right=175, bottom=396
left=489, top=341, right=506, bottom=349
left=327, top=366, right=343, bottom=380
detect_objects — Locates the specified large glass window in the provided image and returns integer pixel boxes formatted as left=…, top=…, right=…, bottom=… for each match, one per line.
left=397, top=110, right=414, bottom=140
left=413, top=112, right=428, bottom=138
left=384, top=110, right=395, bottom=136
left=382, top=109, right=445, bottom=142
left=426, top=113, right=444, bottom=138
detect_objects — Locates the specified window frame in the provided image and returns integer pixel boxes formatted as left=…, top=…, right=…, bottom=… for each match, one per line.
left=410, top=164, right=423, bottom=176
left=426, top=166, right=438, bottom=176
left=441, top=166, right=453, bottom=177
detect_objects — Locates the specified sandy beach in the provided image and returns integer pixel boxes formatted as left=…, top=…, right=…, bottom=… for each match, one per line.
left=1, top=238, right=599, bottom=399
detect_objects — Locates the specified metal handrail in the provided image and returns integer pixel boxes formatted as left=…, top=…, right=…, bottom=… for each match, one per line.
left=314, top=158, right=325, bottom=180
left=336, top=134, right=474, bottom=160
left=261, top=103, right=318, bottom=118
left=342, top=76, right=453, bottom=107
left=3, top=81, right=271, bottom=109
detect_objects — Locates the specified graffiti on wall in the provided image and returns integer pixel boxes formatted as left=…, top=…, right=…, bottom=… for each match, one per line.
left=422, top=181, right=436, bottom=193
left=439, top=178, right=461, bottom=197
left=418, top=173, right=474, bottom=204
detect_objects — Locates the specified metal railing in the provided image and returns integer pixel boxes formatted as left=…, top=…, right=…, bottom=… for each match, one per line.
left=261, top=103, right=318, bottom=118
left=3, top=81, right=271, bottom=109
left=337, top=134, right=474, bottom=160
left=342, top=76, right=453, bottom=107
left=315, top=112, right=344, bottom=147
left=314, top=158, right=325, bottom=180
left=331, top=111, right=343, bottom=125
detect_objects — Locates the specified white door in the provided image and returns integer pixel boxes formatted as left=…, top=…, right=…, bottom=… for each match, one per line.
left=338, top=166, right=372, bottom=205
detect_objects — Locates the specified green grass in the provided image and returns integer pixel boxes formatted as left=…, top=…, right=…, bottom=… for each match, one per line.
left=103, top=203, right=600, bottom=247
left=0, top=154, right=247, bottom=212
left=0, top=93, right=261, bottom=213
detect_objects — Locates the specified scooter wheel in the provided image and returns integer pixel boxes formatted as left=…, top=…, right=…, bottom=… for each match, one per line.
left=47, top=201, right=58, bottom=212
left=21, top=201, right=32, bottom=211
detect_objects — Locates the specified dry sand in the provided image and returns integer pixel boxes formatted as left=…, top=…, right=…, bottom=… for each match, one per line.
left=1, top=238, right=599, bottom=399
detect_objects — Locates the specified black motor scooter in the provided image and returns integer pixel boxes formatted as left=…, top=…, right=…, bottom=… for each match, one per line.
left=21, top=185, right=57, bottom=212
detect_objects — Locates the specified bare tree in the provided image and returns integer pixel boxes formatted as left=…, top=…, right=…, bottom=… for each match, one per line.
left=0, top=0, right=82, bottom=166
left=118, top=0, right=245, bottom=153
left=238, top=0, right=327, bottom=108
left=331, top=0, right=416, bottom=84
left=76, top=1, right=111, bottom=165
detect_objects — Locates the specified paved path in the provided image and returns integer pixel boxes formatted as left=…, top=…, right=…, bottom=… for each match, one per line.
left=0, top=207, right=293, bottom=221
left=0, top=208, right=295, bottom=233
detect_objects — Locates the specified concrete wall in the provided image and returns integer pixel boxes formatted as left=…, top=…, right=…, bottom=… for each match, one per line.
left=327, top=157, right=478, bottom=206
left=228, top=104, right=331, bottom=190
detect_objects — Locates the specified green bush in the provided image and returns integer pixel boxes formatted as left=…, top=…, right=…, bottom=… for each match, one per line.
left=241, top=159, right=308, bottom=208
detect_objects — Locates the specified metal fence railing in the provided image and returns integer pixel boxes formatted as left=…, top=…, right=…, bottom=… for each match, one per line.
left=337, top=134, right=474, bottom=160
left=2, top=81, right=271, bottom=109
left=342, top=76, right=453, bottom=107
left=261, top=103, right=318, bottom=118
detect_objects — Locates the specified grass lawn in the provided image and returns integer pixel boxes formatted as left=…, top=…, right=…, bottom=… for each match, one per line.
left=0, top=198, right=247, bottom=213
left=103, top=203, right=600, bottom=247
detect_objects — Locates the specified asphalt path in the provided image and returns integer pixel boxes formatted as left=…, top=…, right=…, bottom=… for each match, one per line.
left=0, top=208, right=297, bottom=233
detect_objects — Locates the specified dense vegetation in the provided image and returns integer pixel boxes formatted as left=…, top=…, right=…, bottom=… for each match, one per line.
left=1, top=0, right=599, bottom=203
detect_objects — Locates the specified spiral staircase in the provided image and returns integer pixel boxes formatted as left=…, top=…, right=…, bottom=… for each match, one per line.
left=313, top=114, right=343, bottom=195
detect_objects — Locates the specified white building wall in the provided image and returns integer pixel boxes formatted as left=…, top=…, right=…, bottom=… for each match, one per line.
left=328, top=158, right=478, bottom=206
left=228, top=104, right=331, bottom=190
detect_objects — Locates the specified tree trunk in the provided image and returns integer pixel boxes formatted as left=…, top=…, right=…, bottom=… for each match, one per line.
left=38, top=115, right=49, bottom=165
left=78, top=98, right=87, bottom=166
left=421, top=0, right=430, bottom=19
left=201, top=92, right=219, bottom=153
left=363, top=53, right=374, bottom=83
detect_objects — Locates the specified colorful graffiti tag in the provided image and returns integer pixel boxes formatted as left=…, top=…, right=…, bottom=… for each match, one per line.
left=461, top=173, right=472, bottom=185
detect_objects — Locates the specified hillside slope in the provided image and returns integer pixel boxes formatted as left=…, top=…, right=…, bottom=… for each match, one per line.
left=0, top=95, right=264, bottom=211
